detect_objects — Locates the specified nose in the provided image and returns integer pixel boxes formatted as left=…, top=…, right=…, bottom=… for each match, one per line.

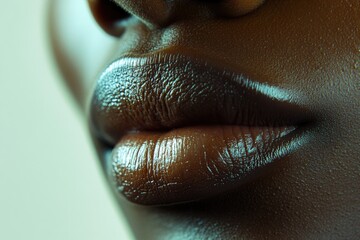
left=89, top=0, right=265, bottom=36
left=88, top=0, right=131, bottom=36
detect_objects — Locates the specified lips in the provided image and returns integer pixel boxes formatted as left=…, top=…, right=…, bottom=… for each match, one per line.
left=90, top=53, right=312, bottom=205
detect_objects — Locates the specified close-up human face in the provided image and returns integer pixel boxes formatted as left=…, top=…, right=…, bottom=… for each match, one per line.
left=53, top=0, right=360, bottom=239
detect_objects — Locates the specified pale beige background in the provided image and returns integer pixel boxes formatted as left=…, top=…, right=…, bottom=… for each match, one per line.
left=0, top=1, right=134, bottom=239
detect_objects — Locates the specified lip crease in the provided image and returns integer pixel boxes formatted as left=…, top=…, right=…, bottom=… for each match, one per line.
left=90, top=53, right=312, bottom=206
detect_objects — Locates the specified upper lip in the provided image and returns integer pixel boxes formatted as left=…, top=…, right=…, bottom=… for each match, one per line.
left=90, top=53, right=311, bottom=145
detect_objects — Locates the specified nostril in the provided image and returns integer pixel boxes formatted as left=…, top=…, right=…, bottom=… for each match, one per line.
left=88, top=0, right=130, bottom=37
left=219, top=0, right=265, bottom=17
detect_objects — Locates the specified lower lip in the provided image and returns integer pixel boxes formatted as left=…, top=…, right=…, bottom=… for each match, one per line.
left=111, top=125, right=307, bottom=206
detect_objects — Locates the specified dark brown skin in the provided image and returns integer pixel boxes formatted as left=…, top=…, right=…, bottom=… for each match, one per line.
left=50, top=0, right=360, bottom=239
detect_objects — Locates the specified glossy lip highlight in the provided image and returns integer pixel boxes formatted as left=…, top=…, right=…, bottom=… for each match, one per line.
left=90, top=53, right=313, bottom=206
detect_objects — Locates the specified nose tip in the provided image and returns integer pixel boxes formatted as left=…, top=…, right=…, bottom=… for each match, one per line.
left=88, top=0, right=266, bottom=36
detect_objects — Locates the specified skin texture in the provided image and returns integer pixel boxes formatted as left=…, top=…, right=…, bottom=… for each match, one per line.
left=50, top=0, right=360, bottom=239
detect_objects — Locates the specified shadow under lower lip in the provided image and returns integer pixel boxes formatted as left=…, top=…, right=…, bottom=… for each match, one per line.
left=110, top=125, right=307, bottom=206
